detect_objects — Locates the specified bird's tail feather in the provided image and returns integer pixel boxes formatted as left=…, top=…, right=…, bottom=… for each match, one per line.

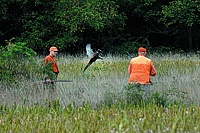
left=83, top=62, right=92, bottom=72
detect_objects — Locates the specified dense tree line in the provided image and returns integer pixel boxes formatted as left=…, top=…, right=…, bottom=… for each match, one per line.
left=1, top=0, right=200, bottom=54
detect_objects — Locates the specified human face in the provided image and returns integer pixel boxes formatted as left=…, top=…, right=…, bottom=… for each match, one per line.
left=50, top=51, right=58, bottom=57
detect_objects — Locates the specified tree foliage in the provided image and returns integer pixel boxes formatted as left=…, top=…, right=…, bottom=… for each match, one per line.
left=1, top=0, right=200, bottom=52
left=160, top=0, right=200, bottom=27
left=121, top=0, right=200, bottom=50
left=17, top=0, right=126, bottom=51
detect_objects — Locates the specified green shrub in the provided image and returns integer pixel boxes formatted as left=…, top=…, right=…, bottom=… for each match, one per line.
left=102, top=83, right=190, bottom=108
left=123, top=84, right=144, bottom=105
left=0, top=42, right=44, bottom=84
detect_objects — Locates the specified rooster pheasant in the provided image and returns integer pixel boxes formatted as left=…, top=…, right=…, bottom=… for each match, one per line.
left=83, top=44, right=103, bottom=72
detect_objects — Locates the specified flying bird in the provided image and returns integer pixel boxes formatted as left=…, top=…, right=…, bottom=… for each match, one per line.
left=86, top=44, right=94, bottom=58
left=83, top=44, right=103, bottom=72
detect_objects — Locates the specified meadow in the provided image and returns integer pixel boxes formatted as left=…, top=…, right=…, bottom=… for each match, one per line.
left=0, top=52, right=200, bottom=132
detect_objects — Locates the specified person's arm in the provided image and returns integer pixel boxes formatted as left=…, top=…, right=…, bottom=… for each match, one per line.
left=44, top=56, right=54, bottom=80
left=150, top=61, right=156, bottom=76
left=44, top=56, right=53, bottom=66
left=44, top=56, right=52, bottom=66
left=44, top=57, right=49, bottom=65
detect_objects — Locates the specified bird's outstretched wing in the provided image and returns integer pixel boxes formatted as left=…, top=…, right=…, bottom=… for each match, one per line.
left=86, top=44, right=94, bottom=58
left=84, top=48, right=102, bottom=72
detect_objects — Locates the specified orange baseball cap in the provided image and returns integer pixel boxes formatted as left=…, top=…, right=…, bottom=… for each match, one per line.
left=49, top=46, right=58, bottom=52
left=138, top=47, right=147, bottom=52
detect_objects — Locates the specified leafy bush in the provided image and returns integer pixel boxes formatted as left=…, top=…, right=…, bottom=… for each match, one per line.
left=102, top=83, right=190, bottom=108
left=123, top=83, right=144, bottom=104
left=0, top=42, right=43, bottom=84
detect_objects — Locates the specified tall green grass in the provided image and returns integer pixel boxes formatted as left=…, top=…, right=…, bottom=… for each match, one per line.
left=1, top=53, right=200, bottom=107
left=0, top=53, right=200, bottom=132
left=0, top=103, right=200, bottom=132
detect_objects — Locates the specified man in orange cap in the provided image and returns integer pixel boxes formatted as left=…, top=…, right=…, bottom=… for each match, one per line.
left=128, top=47, right=156, bottom=97
left=44, top=46, right=59, bottom=81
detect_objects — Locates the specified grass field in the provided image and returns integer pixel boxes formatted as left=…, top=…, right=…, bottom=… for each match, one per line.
left=0, top=53, right=200, bottom=132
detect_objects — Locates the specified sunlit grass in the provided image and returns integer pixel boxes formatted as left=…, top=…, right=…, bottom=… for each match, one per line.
left=0, top=104, right=200, bottom=132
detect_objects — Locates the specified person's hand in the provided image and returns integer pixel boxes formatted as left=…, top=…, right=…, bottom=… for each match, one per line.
left=44, top=77, right=55, bottom=84
left=45, top=78, right=52, bottom=82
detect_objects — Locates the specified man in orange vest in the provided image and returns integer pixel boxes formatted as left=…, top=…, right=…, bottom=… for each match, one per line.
left=44, top=46, right=59, bottom=80
left=128, top=47, right=156, bottom=95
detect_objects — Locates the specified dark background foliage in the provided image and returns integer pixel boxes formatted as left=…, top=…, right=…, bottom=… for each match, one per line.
left=1, top=0, right=200, bottom=55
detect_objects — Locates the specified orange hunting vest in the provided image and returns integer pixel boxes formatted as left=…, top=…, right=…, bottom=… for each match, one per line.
left=44, top=55, right=59, bottom=74
left=128, top=56, right=154, bottom=84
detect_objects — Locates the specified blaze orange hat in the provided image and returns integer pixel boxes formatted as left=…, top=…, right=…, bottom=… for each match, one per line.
left=138, top=47, right=147, bottom=52
left=49, top=46, right=58, bottom=52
